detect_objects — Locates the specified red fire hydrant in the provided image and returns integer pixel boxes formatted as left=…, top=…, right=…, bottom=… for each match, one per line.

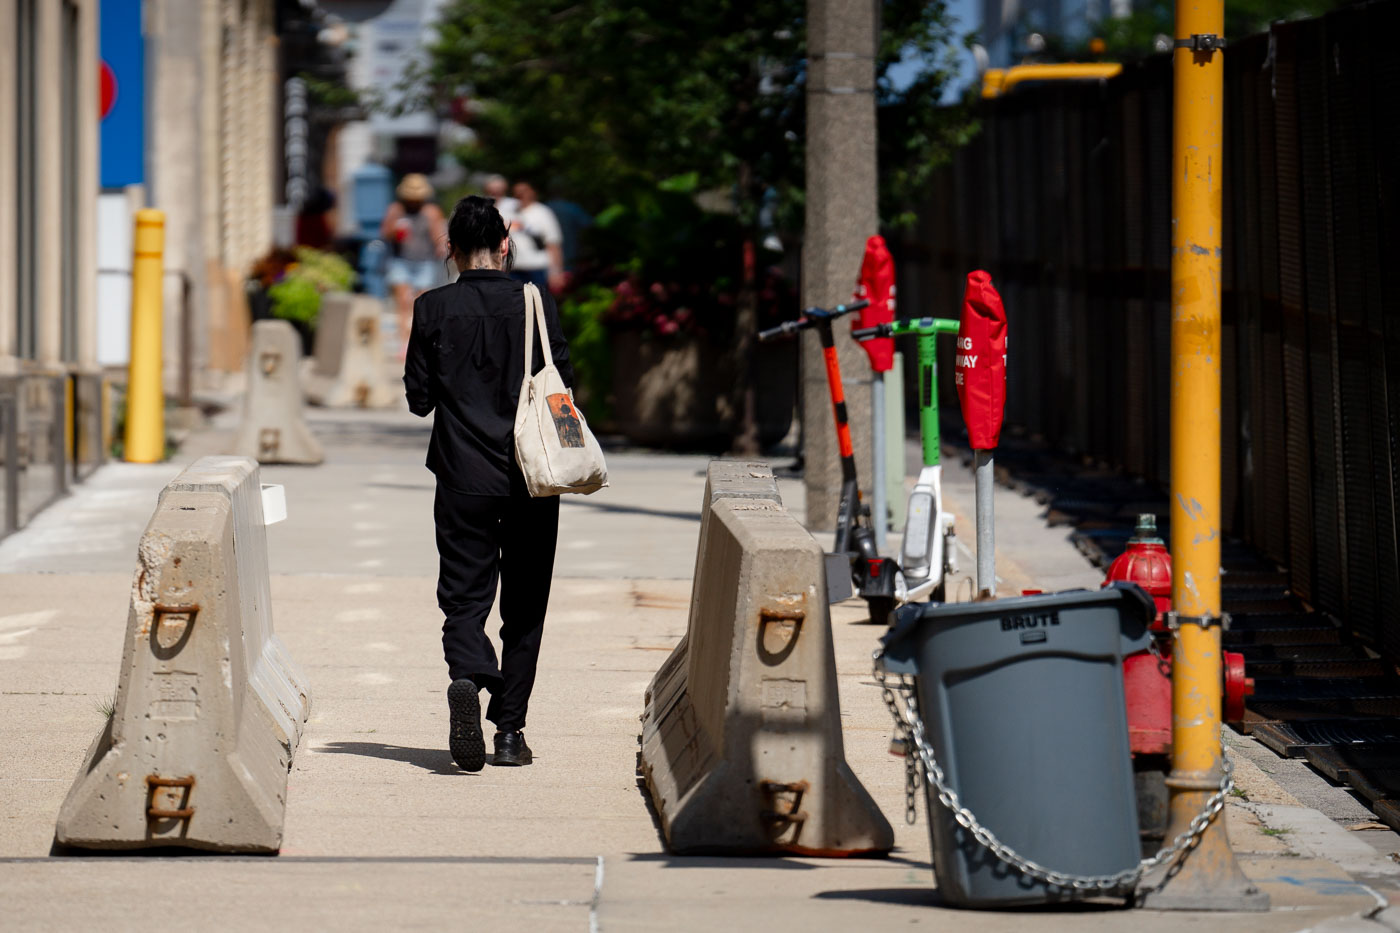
left=1105, top=514, right=1254, bottom=758
left=1107, top=514, right=1173, bottom=629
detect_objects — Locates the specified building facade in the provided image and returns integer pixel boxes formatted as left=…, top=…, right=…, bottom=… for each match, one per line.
left=2, top=0, right=287, bottom=540
left=136, top=0, right=280, bottom=379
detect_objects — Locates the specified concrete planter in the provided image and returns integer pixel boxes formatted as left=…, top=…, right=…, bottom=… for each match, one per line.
left=610, top=331, right=796, bottom=449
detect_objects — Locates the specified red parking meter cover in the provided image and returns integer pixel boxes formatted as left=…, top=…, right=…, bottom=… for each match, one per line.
left=854, top=235, right=896, bottom=372
left=955, top=270, right=1007, bottom=450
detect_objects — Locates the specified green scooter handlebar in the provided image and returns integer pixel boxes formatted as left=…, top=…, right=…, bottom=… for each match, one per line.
left=852, top=316, right=960, bottom=468
left=852, top=317, right=960, bottom=340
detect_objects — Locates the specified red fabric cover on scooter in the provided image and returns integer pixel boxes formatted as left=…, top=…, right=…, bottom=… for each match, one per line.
left=955, top=270, right=1007, bottom=450
left=853, top=235, right=896, bottom=373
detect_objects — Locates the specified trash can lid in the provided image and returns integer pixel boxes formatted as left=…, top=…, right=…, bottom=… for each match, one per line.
left=881, top=582, right=1154, bottom=671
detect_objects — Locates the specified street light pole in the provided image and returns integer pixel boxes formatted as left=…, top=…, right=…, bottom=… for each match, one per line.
left=1141, top=0, right=1267, bottom=910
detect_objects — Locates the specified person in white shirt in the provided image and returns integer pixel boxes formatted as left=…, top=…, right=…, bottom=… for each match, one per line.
left=507, top=181, right=565, bottom=293
left=483, top=174, right=519, bottom=223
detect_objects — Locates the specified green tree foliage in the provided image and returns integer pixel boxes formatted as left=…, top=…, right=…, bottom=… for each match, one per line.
left=419, top=2, right=969, bottom=442
left=421, top=1, right=971, bottom=230
left=878, top=1, right=980, bottom=226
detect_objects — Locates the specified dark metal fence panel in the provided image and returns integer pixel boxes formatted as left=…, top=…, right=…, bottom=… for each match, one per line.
left=1014, top=101, right=1049, bottom=438
left=1272, top=23, right=1316, bottom=603
left=1296, top=18, right=1349, bottom=622
left=904, top=0, right=1400, bottom=658
left=1238, top=38, right=1268, bottom=547
left=1327, top=7, right=1383, bottom=645
left=1048, top=92, right=1076, bottom=451
left=1120, top=79, right=1151, bottom=477
left=1064, top=90, right=1092, bottom=456
left=1082, top=82, right=1116, bottom=464
left=1369, top=0, right=1400, bottom=661
left=1144, top=57, right=1173, bottom=488
left=1348, top=7, right=1396, bottom=639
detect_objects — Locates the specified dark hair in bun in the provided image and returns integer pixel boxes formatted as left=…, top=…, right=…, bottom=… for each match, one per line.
left=447, top=195, right=511, bottom=267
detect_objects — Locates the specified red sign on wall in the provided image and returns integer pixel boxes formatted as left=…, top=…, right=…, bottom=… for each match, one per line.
left=955, top=270, right=1008, bottom=450
left=100, top=61, right=117, bottom=119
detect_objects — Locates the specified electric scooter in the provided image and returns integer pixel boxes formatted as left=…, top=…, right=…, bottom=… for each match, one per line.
left=853, top=317, right=960, bottom=602
left=758, top=299, right=902, bottom=624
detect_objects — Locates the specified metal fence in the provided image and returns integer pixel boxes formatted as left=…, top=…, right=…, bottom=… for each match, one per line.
left=906, top=1, right=1400, bottom=656
left=0, top=372, right=105, bottom=538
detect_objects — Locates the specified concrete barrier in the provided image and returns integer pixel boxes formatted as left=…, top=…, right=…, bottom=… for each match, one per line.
left=55, top=456, right=311, bottom=852
left=232, top=319, right=324, bottom=464
left=306, top=293, right=394, bottom=409
left=640, top=460, right=894, bottom=855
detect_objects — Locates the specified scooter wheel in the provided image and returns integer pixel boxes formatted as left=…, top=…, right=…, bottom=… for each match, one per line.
left=865, top=596, right=896, bottom=626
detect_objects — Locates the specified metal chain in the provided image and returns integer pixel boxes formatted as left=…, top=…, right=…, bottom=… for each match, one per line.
left=874, top=648, right=1233, bottom=893
left=900, top=730, right=920, bottom=825
left=878, top=665, right=922, bottom=826
left=1148, top=635, right=1173, bottom=678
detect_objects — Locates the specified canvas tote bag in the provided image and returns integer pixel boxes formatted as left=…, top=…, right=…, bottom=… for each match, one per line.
left=513, top=283, right=608, bottom=496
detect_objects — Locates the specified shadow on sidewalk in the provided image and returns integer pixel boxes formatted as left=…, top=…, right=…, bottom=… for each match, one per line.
left=813, top=887, right=943, bottom=907
left=316, top=741, right=467, bottom=777
left=814, top=887, right=1131, bottom=912
left=560, top=499, right=701, bottom=523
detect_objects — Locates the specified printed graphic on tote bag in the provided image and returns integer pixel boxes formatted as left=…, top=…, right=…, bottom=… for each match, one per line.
left=547, top=394, right=585, bottom=448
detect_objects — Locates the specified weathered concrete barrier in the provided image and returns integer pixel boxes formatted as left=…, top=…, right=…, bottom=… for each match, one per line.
left=306, top=293, right=394, bottom=409
left=641, top=460, right=894, bottom=855
left=232, top=319, right=324, bottom=464
left=56, top=456, right=311, bottom=852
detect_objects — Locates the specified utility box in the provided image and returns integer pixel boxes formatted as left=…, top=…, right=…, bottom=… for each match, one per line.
left=881, top=584, right=1154, bottom=907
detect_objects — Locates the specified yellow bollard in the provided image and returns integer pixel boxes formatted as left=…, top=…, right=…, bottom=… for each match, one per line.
left=125, top=209, right=165, bottom=463
left=1141, top=0, right=1267, bottom=911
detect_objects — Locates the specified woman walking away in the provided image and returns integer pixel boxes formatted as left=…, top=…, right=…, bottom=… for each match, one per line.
left=403, top=196, right=573, bottom=772
left=382, top=173, right=448, bottom=357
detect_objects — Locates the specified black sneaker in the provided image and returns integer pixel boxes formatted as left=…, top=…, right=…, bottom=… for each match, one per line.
left=492, top=731, right=533, bottom=766
left=447, top=679, right=485, bottom=772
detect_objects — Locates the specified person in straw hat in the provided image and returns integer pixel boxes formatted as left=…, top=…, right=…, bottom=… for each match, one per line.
left=381, top=173, right=448, bottom=356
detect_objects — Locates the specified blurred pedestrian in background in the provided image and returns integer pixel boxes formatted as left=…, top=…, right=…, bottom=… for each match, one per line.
left=403, top=195, right=574, bottom=773
left=507, top=181, right=564, bottom=293
left=482, top=174, right=519, bottom=220
left=295, top=187, right=337, bottom=250
left=545, top=197, right=593, bottom=273
left=381, top=173, right=448, bottom=356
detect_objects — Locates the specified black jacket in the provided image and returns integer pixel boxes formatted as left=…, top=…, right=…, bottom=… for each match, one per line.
left=404, top=271, right=574, bottom=495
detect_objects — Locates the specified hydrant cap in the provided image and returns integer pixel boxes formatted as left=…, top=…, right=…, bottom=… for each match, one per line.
left=1131, top=512, right=1164, bottom=544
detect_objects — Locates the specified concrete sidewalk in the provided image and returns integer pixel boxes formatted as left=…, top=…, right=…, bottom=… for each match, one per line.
left=2, top=402, right=1398, bottom=931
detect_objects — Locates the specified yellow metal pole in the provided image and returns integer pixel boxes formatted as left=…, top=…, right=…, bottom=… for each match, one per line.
left=124, top=209, right=165, bottom=463
left=1143, top=0, right=1266, bottom=911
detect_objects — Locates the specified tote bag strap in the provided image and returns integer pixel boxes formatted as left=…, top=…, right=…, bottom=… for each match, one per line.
left=520, top=283, right=555, bottom=379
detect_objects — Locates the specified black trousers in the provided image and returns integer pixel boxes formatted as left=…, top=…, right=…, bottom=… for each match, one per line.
left=434, top=480, right=559, bottom=732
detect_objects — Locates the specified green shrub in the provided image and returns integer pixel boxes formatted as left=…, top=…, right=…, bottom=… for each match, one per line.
left=557, top=283, right=615, bottom=424
left=291, top=246, right=356, bottom=292
left=267, top=247, right=357, bottom=330
left=267, top=275, right=322, bottom=328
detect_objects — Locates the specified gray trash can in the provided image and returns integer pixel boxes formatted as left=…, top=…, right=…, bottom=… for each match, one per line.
left=881, top=584, right=1154, bottom=908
